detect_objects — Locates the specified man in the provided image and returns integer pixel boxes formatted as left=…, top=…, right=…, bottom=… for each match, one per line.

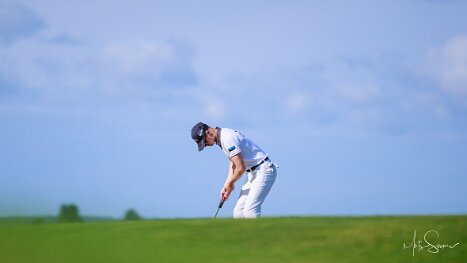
left=191, top=122, right=278, bottom=218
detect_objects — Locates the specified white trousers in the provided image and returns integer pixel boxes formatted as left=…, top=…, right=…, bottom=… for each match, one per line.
left=233, top=161, right=277, bottom=218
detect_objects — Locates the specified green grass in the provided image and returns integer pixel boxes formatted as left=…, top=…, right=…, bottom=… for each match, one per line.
left=1, top=215, right=465, bottom=263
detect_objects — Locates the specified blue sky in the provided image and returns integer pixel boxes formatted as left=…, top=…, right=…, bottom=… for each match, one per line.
left=1, top=0, right=466, bottom=218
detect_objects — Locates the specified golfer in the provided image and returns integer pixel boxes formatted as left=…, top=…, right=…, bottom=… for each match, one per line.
left=191, top=122, right=278, bottom=218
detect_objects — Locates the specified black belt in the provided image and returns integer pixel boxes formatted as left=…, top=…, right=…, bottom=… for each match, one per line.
left=246, top=157, right=270, bottom=173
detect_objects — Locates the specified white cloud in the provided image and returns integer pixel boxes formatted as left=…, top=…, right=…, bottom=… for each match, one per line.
left=203, top=94, right=225, bottom=121
left=434, top=105, right=452, bottom=120
left=103, top=39, right=173, bottom=76
left=335, top=83, right=381, bottom=104
left=348, top=108, right=380, bottom=125
left=287, top=93, right=308, bottom=113
left=323, top=60, right=382, bottom=105
left=99, top=38, right=197, bottom=93
left=428, top=36, right=467, bottom=96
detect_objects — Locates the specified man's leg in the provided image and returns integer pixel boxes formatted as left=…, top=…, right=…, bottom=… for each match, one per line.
left=233, top=173, right=253, bottom=218
left=243, top=163, right=277, bottom=218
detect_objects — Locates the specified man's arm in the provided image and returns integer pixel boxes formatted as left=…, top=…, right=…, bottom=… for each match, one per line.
left=221, top=154, right=246, bottom=200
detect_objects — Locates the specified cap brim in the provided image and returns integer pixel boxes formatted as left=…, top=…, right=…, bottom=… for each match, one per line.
left=197, top=138, right=206, bottom=151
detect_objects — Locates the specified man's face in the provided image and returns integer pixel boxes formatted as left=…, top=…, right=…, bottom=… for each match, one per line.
left=205, top=129, right=216, bottom=146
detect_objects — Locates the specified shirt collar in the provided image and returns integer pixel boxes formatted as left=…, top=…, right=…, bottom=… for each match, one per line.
left=216, top=127, right=222, bottom=148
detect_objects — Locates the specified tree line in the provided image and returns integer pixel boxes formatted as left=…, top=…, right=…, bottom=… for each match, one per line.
left=57, top=204, right=142, bottom=223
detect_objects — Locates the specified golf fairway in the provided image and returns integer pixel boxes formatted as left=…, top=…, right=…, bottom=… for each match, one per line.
left=1, top=215, right=465, bottom=263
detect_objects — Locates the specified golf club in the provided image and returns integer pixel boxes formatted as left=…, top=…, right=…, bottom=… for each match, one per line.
left=214, top=197, right=225, bottom=218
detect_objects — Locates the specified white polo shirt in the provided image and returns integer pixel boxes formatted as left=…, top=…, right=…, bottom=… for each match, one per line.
left=217, top=128, right=268, bottom=169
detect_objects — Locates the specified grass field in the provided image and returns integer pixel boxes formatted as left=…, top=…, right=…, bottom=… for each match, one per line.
left=1, top=215, right=465, bottom=263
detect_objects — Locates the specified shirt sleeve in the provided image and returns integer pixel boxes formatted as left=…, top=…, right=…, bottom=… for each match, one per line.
left=225, top=134, right=241, bottom=158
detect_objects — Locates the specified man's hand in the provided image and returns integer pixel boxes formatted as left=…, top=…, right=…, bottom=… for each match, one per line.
left=221, top=182, right=235, bottom=200
left=220, top=154, right=244, bottom=200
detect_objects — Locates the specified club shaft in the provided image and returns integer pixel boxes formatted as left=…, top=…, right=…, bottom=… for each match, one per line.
left=214, top=198, right=225, bottom=218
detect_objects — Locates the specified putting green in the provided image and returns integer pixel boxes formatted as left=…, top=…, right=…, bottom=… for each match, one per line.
left=1, top=215, right=465, bottom=263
